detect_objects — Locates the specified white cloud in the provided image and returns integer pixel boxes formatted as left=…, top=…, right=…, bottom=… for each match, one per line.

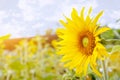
left=0, top=0, right=119, bottom=38
left=59, top=0, right=98, bottom=17
left=32, top=23, right=44, bottom=28
left=110, top=10, right=120, bottom=20
left=17, top=0, right=55, bottom=22
left=0, top=11, right=26, bottom=38
left=0, top=23, right=24, bottom=38
left=108, top=23, right=120, bottom=29
left=18, top=0, right=37, bottom=21
left=12, top=12, right=21, bottom=18
left=37, top=0, right=54, bottom=7
left=0, top=11, right=8, bottom=23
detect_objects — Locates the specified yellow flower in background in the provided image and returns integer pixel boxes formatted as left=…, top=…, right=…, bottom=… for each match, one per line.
left=108, top=45, right=120, bottom=74
left=28, top=39, right=37, bottom=56
left=56, top=7, right=110, bottom=76
left=0, top=34, right=10, bottom=43
left=109, top=51, right=120, bottom=71
left=0, top=34, right=10, bottom=53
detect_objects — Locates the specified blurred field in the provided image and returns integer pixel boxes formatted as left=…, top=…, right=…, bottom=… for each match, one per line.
left=0, top=29, right=120, bottom=80
left=0, top=33, right=65, bottom=80
left=3, top=34, right=57, bottom=51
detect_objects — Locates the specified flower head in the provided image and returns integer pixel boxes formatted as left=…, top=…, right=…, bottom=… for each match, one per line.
left=56, top=7, right=110, bottom=76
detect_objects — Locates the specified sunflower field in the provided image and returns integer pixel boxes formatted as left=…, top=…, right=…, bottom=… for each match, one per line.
left=0, top=7, right=120, bottom=80
left=0, top=28, right=119, bottom=80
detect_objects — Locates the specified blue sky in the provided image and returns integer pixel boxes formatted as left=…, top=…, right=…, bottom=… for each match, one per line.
left=0, top=0, right=120, bottom=38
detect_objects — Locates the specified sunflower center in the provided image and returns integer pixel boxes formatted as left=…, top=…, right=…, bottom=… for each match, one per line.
left=79, top=31, right=95, bottom=55
left=82, top=37, right=89, bottom=47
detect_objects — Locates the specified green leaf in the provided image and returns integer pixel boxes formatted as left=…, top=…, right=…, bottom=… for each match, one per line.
left=111, top=45, right=120, bottom=53
left=100, top=29, right=115, bottom=39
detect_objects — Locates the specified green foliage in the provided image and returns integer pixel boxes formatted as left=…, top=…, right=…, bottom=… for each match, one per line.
left=100, top=29, right=115, bottom=39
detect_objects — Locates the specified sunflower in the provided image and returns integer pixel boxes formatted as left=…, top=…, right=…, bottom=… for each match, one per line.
left=56, top=7, right=110, bottom=76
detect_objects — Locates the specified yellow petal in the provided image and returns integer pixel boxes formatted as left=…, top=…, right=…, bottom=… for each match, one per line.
left=75, top=55, right=88, bottom=76
left=96, top=43, right=109, bottom=57
left=56, top=28, right=65, bottom=38
left=88, top=7, right=92, bottom=15
left=60, top=19, right=80, bottom=33
left=95, top=27, right=110, bottom=36
left=69, top=54, right=84, bottom=69
left=85, top=7, right=93, bottom=31
left=70, top=9, right=85, bottom=31
left=71, top=8, right=78, bottom=20
left=90, top=63, right=102, bottom=77
left=83, top=56, right=90, bottom=75
left=93, top=11, right=103, bottom=25
left=51, top=40, right=57, bottom=49
left=59, top=20, right=67, bottom=28
left=61, top=55, right=71, bottom=62
left=92, top=48, right=98, bottom=64
left=64, top=16, right=81, bottom=32
left=80, top=7, right=85, bottom=21
left=92, top=11, right=104, bottom=32
left=76, top=66, right=83, bottom=74
left=0, top=34, right=10, bottom=41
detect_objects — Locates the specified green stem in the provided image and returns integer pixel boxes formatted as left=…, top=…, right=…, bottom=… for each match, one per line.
left=102, top=60, right=107, bottom=80
left=6, top=75, right=10, bottom=80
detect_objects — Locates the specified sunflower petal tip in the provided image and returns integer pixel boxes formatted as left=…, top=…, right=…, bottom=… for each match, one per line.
left=72, top=8, right=76, bottom=11
left=99, top=10, right=104, bottom=16
left=88, top=7, right=93, bottom=15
